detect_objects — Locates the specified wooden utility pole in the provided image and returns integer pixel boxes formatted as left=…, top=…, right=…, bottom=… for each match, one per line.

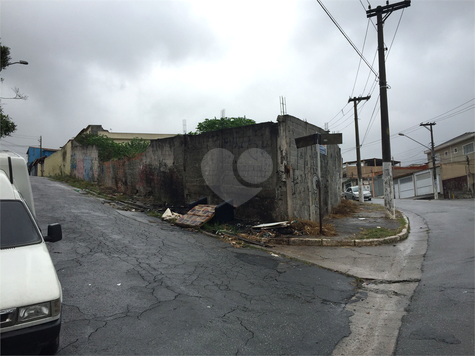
left=420, top=122, right=438, bottom=199
left=348, top=96, right=371, bottom=203
left=367, top=0, right=411, bottom=218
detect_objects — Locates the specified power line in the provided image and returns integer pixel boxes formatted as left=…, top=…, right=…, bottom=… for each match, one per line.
left=0, top=140, right=30, bottom=148
left=343, top=98, right=474, bottom=157
left=315, top=0, right=379, bottom=78
left=398, top=98, right=475, bottom=136
left=361, top=94, right=381, bottom=144
left=9, top=134, right=38, bottom=140
left=351, top=19, right=371, bottom=97
left=328, top=103, right=352, bottom=125
left=385, top=9, right=405, bottom=61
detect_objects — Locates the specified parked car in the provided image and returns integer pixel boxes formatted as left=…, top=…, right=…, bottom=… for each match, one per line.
left=344, top=186, right=372, bottom=201
left=0, top=151, right=63, bottom=355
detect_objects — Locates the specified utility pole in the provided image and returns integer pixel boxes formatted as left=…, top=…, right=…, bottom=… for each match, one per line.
left=39, top=135, right=44, bottom=177
left=420, top=122, right=438, bottom=200
left=367, top=0, right=410, bottom=218
left=348, top=95, right=371, bottom=203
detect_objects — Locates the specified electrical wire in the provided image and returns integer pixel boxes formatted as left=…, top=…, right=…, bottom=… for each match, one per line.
left=0, top=140, right=30, bottom=148
left=361, top=94, right=381, bottom=144
left=315, top=0, right=379, bottom=78
left=358, top=0, right=376, bottom=30
left=10, top=133, right=38, bottom=139
left=398, top=98, right=475, bottom=136
left=351, top=19, right=371, bottom=98
left=328, top=103, right=352, bottom=125
left=385, top=9, right=405, bottom=61
left=343, top=98, right=474, bottom=159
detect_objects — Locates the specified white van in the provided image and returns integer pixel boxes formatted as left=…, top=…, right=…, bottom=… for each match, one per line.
left=0, top=151, right=63, bottom=355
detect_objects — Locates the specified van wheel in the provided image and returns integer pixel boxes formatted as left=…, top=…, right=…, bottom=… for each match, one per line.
left=41, top=336, right=59, bottom=355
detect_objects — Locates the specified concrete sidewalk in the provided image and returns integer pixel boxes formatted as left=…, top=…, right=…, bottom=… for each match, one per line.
left=268, top=208, right=426, bottom=281
left=266, top=209, right=429, bottom=355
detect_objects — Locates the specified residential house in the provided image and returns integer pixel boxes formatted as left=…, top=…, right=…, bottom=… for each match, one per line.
left=342, top=158, right=401, bottom=197
left=26, top=146, right=58, bottom=176
left=425, top=132, right=475, bottom=198
left=392, top=164, right=437, bottom=199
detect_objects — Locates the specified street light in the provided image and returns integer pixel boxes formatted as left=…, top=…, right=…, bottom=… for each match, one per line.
left=398, top=132, right=438, bottom=200
left=398, top=133, right=430, bottom=149
left=6, top=60, right=29, bottom=66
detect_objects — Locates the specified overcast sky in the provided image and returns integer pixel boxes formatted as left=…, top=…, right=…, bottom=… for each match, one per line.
left=1, top=0, right=474, bottom=166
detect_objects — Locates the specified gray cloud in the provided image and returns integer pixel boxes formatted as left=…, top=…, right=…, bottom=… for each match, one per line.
left=0, top=0, right=473, bottom=167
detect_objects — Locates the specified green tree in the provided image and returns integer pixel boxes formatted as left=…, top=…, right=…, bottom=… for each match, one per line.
left=190, top=116, right=256, bottom=135
left=0, top=106, right=17, bottom=138
left=1, top=43, right=12, bottom=72
left=0, top=42, right=28, bottom=138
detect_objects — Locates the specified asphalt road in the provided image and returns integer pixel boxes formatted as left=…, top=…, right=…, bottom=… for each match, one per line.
left=394, top=199, right=474, bottom=355
left=32, top=177, right=357, bottom=355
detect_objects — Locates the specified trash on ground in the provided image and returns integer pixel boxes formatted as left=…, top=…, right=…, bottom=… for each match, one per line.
left=175, top=205, right=217, bottom=228
left=252, top=221, right=290, bottom=229
left=162, top=208, right=181, bottom=222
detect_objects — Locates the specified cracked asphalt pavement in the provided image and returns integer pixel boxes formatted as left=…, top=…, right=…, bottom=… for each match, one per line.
left=32, top=177, right=358, bottom=355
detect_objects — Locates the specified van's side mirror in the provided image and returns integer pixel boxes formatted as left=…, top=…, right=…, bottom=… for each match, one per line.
left=44, top=223, right=62, bottom=242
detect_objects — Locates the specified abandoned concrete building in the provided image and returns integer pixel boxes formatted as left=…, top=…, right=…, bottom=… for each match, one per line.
left=44, top=115, right=343, bottom=222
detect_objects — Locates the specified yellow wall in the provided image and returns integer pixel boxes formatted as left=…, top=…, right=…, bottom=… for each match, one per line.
left=43, top=141, right=72, bottom=176
left=428, top=136, right=475, bottom=181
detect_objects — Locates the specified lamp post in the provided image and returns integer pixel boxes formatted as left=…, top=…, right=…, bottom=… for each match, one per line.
left=6, top=60, right=29, bottom=67
left=398, top=133, right=438, bottom=200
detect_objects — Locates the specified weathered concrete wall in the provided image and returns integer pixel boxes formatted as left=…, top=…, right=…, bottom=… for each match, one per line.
left=70, top=141, right=100, bottom=182
left=136, top=136, right=186, bottom=205
left=183, top=122, right=279, bottom=221
left=44, top=140, right=72, bottom=177
left=277, top=115, right=341, bottom=221
left=68, top=116, right=342, bottom=222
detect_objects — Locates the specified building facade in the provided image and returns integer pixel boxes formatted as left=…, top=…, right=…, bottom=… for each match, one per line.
left=425, top=132, right=475, bottom=198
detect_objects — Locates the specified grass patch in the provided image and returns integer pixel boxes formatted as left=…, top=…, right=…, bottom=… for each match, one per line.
left=146, top=210, right=162, bottom=218
left=357, top=211, right=406, bottom=239
left=291, top=220, right=337, bottom=237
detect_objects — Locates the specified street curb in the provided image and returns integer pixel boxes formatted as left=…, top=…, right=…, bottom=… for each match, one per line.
left=200, top=215, right=410, bottom=248
left=271, top=214, right=410, bottom=247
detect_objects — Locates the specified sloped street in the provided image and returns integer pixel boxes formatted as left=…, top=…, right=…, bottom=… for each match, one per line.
left=33, top=177, right=356, bottom=355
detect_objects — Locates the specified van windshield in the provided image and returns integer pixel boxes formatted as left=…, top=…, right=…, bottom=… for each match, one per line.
left=1, top=200, right=42, bottom=249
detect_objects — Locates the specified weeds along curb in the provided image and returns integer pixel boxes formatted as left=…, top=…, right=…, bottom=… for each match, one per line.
left=207, top=214, right=410, bottom=248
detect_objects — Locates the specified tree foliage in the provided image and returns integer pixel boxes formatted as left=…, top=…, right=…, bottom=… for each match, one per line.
left=190, top=117, right=256, bottom=135
left=0, top=106, right=17, bottom=138
left=75, top=134, right=150, bottom=162
left=1, top=42, right=24, bottom=138
left=0, top=43, right=12, bottom=72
